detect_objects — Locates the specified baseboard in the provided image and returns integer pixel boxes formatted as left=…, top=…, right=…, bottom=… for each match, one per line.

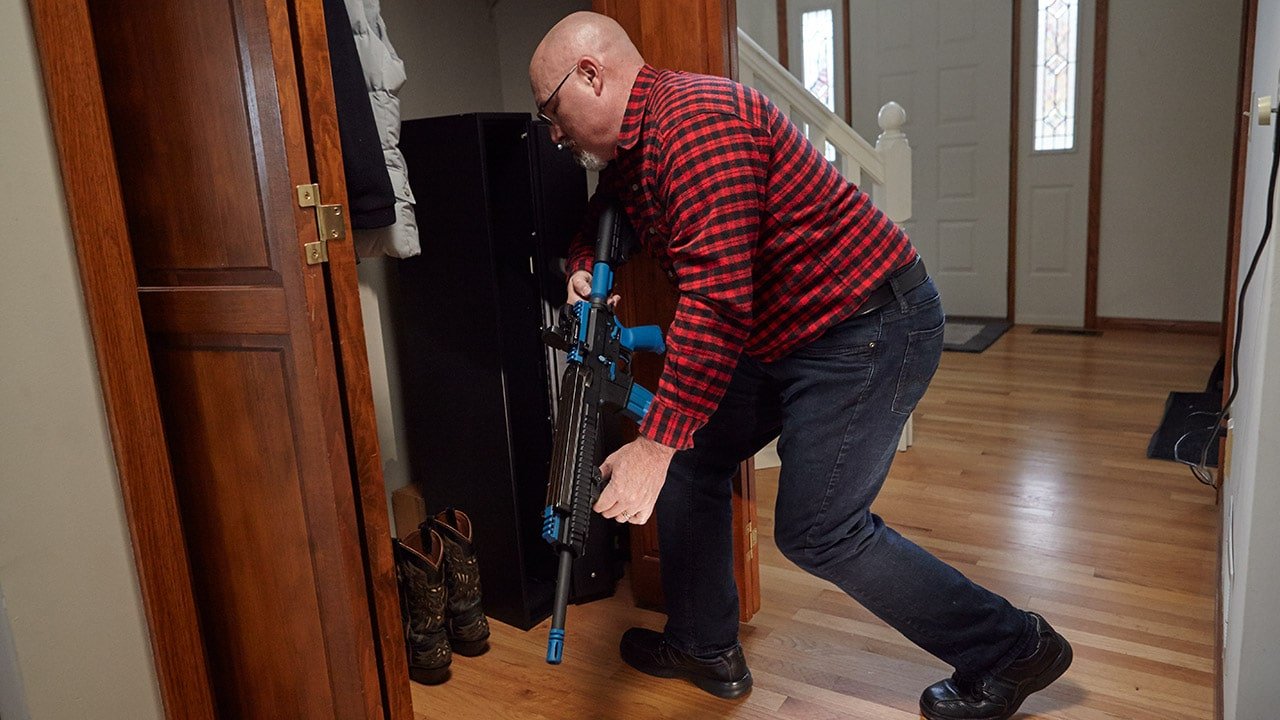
left=1096, top=317, right=1222, bottom=335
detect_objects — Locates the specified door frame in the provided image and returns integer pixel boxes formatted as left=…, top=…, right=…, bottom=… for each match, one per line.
left=1007, top=0, right=1109, bottom=327
left=28, top=1, right=410, bottom=717
left=29, top=1, right=214, bottom=714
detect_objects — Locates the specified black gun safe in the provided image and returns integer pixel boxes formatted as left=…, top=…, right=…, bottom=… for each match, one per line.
left=391, top=113, right=622, bottom=630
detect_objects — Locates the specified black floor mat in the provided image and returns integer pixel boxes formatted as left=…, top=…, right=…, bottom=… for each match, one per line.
left=943, top=317, right=1011, bottom=353
left=1147, top=391, right=1221, bottom=467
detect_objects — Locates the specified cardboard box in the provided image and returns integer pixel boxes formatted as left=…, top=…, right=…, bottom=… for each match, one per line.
left=391, top=483, right=427, bottom=539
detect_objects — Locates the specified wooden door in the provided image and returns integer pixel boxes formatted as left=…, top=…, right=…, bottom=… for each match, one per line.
left=73, top=0, right=404, bottom=716
left=593, top=0, right=761, bottom=623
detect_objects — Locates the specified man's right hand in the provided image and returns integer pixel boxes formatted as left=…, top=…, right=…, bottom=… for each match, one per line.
left=567, top=269, right=593, bottom=305
left=567, top=269, right=621, bottom=309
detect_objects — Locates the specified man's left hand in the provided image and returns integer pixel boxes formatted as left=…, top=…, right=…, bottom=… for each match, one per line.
left=594, top=436, right=677, bottom=524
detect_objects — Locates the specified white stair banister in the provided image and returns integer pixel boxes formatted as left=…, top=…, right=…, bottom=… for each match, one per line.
left=873, top=101, right=912, bottom=223
left=734, top=28, right=911, bottom=226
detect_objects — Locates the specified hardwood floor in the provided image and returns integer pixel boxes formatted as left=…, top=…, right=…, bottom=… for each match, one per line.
left=411, top=327, right=1221, bottom=719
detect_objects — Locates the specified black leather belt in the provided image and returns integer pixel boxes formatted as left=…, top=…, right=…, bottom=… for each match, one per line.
left=851, top=257, right=929, bottom=317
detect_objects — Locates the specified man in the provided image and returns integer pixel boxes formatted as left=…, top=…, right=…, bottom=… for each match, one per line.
left=529, top=12, right=1072, bottom=720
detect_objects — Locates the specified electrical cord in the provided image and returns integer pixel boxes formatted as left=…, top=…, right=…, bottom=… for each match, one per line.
left=1175, top=116, right=1280, bottom=486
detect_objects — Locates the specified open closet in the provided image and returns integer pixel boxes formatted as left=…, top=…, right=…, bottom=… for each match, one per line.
left=30, top=0, right=749, bottom=717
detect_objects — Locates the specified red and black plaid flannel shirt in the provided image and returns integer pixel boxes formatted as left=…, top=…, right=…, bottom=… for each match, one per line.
left=568, top=64, right=917, bottom=450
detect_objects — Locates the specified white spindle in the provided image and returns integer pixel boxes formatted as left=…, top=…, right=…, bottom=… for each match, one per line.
left=809, top=127, right=827, bottom=157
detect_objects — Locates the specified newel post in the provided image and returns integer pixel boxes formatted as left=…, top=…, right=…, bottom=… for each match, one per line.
left=874, top=101, right=911, bottom=223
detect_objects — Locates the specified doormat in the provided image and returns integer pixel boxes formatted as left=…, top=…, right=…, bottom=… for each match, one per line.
left=943, top=317, right=1010, bottom=353
left=1147, top=391, right=1221, bottom=467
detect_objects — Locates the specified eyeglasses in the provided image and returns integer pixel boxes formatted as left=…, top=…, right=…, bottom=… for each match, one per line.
left=536, top=66, right=578, bottom=125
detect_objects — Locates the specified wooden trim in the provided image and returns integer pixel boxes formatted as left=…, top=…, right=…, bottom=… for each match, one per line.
left=842, top=0, right=852, bottom=125
left=1095, top=317, right=1222, bottom=335
left=1007, top=0, right=1021, bottom=323
left=1223, top=0, right=1257, bottom=442
left=727, top=0, right=740, bottom=78
left=777, top=0, right=788, bottom=69
left=1219, top=2, right=1257, bottom=715
left=287, top=1, right=412, bottom=717
left=1084, top=0, right=1109, bottom=329
left=26, top=1, right=216, bottom=717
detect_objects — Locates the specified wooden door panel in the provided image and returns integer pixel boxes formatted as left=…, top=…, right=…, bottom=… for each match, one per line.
left=84, top=0, right=384, bottom=717
left=151, top=344, right=334, bottom=718
left=89, top=0, right=272, bottom=275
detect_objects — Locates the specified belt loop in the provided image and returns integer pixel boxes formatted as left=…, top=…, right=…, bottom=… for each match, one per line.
left=889, top=274, right=910, bottom=312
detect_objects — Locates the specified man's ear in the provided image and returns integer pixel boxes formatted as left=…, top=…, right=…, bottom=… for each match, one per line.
left=580, top=57, right=605, bottom=97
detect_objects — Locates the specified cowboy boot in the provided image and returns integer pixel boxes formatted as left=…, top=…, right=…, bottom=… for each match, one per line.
left=393, top=528, right=451, bottom=684
left=426, top=508, right=491, bottom=656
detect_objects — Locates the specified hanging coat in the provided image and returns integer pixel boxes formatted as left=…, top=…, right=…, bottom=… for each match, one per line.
left=344, top=0, right=421, bottom=258
left=321, top=0, right=396, bottom=230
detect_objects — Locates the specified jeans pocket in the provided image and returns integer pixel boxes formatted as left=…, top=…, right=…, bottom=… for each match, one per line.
left=891, top=316, right=945, bottom=415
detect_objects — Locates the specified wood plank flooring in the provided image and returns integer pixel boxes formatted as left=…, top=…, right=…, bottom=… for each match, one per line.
left=411, top=327, right=1221, bottom=719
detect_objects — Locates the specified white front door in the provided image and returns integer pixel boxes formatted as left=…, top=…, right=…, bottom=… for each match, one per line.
left=1015, top=0, right=1094, bottom=326
left=848, top=0, right=1013, bottom=318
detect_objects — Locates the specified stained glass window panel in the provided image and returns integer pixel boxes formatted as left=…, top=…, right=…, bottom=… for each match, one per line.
left=802, top=9, right=836, bottom=112
left=1034, top=0, right=1079, bottom=151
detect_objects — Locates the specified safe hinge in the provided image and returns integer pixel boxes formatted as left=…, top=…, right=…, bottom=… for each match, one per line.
left=296, top=183, right=345, bottom=265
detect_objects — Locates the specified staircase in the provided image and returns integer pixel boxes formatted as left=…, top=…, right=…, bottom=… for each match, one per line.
left=736, top=28, right=916, bottom=454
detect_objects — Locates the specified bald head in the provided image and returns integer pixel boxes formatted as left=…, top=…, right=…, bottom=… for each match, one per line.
left=531, top=12, right=644, bottom=84
left=530, top=12, right=646, bottom=169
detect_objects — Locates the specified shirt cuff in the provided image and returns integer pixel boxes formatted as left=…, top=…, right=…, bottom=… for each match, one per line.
left=567, top=254, right=594, bottom=276
left=638, top=397, right=702, bottom=450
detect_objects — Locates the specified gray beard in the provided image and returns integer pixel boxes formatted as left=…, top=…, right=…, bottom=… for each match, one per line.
left=573, top=149, right=609, bottom=172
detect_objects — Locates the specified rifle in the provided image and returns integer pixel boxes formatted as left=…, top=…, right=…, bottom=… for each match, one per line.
left=540, top=203, right=666, bottom=664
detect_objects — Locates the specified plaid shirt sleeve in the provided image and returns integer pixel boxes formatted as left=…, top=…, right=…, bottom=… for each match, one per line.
left=638, top=113, right=768, bottom=450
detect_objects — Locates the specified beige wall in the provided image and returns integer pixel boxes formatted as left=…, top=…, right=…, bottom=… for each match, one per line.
left=1097, top=0, right=1240, bottom=322
left=0, top=4, right=163, bottom=719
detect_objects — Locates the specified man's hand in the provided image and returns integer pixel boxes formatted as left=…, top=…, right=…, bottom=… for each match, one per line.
left=593, top=436, right=676, bottom=524
left=567, top=269, right=593, bottom=304
left=566, top=269, right=619, bottom=308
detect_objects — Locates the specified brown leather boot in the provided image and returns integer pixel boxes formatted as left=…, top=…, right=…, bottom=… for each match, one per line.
left=393, top=529, right=451, bottom=684
left=426, top=508, right=490, bottom=656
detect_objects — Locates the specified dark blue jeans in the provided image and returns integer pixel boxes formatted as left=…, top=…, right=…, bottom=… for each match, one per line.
left=655, top=277, right=1036, bottom=678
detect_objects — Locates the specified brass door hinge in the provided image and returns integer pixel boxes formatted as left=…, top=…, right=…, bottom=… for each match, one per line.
left=745, top=521, right=758, bottom=560
left=296, top=183, right=345, bottom=265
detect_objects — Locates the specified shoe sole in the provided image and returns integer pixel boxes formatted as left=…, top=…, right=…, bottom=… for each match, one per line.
left=449, top=636, right=489, bottom=657
left=920, top=638, right=1073, bottom=720
left=409, top=663, right=451, bottom=686
left=620, top=646, right=752, bottom=699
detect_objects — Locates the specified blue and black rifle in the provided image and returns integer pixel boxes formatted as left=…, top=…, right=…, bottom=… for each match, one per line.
left=539, top=203, right=666, bottom=664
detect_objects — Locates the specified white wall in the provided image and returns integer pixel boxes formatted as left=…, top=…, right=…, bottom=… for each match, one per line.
left=1222, top=2, right=1280, bottom=716
left=0, top=4, right=163, bottom=719
left=1097, top=0, right=1239, bottom=322
left=361, top=0, right=586, bottom=528
left=737, top=0, right=780, bottom=60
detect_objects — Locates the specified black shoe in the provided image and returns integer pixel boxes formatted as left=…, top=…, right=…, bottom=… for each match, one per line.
left=619, top=628, right=752, bottom=699
left=920, top=612, right=1072, bottom=720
